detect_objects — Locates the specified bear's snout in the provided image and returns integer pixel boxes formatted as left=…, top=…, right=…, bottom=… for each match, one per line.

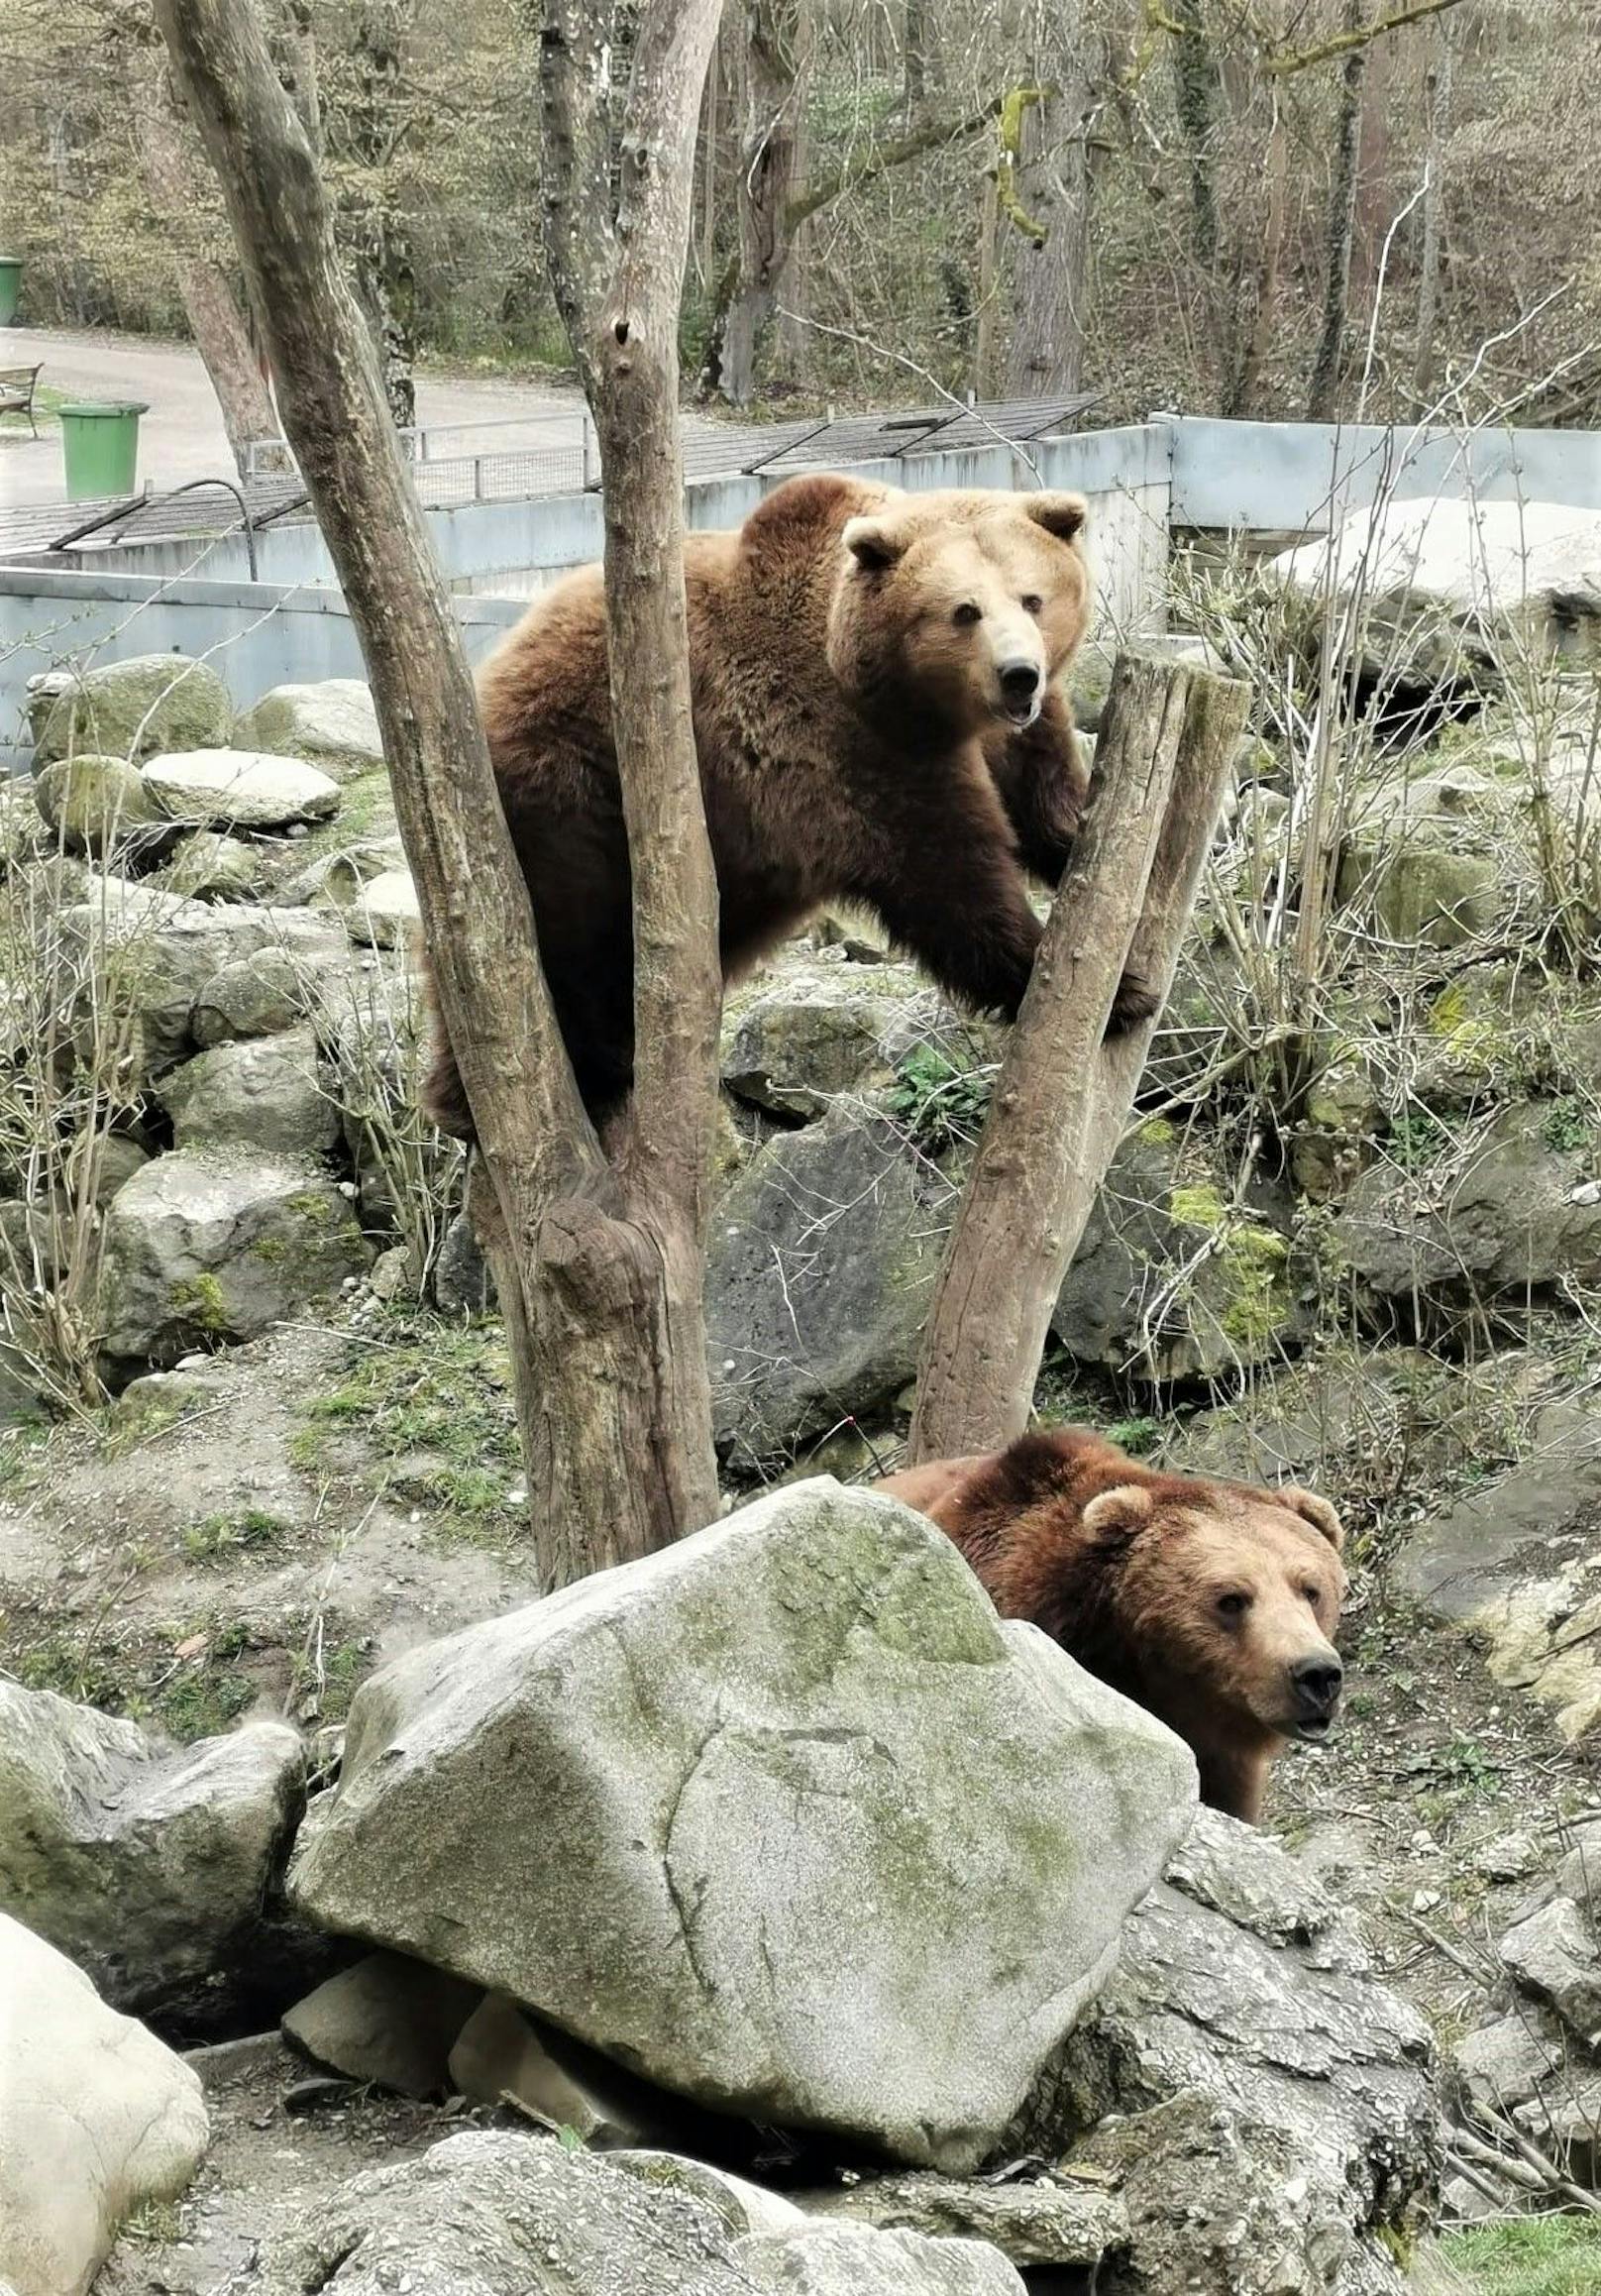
left=1288, top=1650, right=1343, bottom=1737
left=998, top=657, right=1043, bottom=723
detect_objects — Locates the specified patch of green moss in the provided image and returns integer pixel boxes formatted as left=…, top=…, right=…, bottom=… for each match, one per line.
left=1138, top=1116, right=1176, bottom=1147
left=1168, top=1182, right=1227, bottom=1232
left=168, top=1271, right=229, bottom=1334
left=1218, top=1222, right=1292, bottom=1349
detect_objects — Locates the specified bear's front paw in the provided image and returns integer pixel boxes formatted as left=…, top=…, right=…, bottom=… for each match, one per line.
left=1106, top=970, right=1160, bottom=1038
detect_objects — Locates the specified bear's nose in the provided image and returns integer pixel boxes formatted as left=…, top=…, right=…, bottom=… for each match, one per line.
left=1290, top=1654, right=1343, bottom=1712
left=999, top=660, right=1042, bottom=710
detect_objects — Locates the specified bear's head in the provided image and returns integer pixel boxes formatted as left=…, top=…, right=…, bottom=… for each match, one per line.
left=1081, top=1470, right=1348, bottom=1750
left=826, top=486, right=1091, bottom=738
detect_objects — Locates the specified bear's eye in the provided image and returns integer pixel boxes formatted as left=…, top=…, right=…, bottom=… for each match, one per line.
left=1216, top=1591, right=1251, bottom=1619
left=1301, top=1584, right=1322, bottom=1608
left=1020, top=593, right=1044, bottom=615
left=952, top=601, right=982, bottom=626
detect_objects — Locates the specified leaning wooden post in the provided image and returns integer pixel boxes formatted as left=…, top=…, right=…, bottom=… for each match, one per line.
left=908, top=654, right=1250, bottom=1462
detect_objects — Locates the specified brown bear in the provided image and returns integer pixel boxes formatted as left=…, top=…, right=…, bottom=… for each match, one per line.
left=423, top=470, right=1152, bottom=1133
left=875, top=1427, right=1347, bottom=1823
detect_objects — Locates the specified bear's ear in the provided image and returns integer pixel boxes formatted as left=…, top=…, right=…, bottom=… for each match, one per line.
left=1025, top=492, right=1088, bottom=544
left=842, top=514, right=910, bottom=574
left=1280, top=1486, right=1344, bottom=1554
left=1081, top=1482, right=1156, bottom=1548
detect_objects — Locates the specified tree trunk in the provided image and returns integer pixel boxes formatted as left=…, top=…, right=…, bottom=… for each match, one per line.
left=1223, top=93, right=1286, bottom=418
left=280, top=0, right=321, bottom=151
left=717, top=0, right=809, bottom=407
left=154, top=0, right=724, bottom=1585
left=129, top=46, right=279, bottom=475
left=909, top=655, right=1249, bottom=1460
left=973, top=169, right=998, bottom=398
left=1170, top=0, right=1220, bottom=269
left=1003, top=81, right=1098, bottom=398
left=348, top=0, right=416, bottom=430
left=535, top=0, right=727, bottom=1557
left=1411, top=15, right=1453, bottom=405
left=904, top=0, right=939, bottom=119
left=1306, top=0, right=1368, bottom=421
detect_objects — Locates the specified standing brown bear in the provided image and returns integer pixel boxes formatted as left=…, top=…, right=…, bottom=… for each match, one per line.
left=876, top=1427, right=1347, bottom=1823
left=424, top=470, right=1151, bottom=1133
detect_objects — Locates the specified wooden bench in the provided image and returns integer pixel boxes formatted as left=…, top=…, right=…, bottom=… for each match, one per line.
left=0, top=365, right=42, bottom=437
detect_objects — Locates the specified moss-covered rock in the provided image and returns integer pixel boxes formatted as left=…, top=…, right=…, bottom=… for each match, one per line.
left=33, top=754, right=168, bottom=863
left=36, top=654, right=233, bottom=768
left=98, top=1150, right=369, bottom=1368
left=286, top=1477, right=1196, bottom=2171
left=1053, top=1129, right=1311, bottom=1384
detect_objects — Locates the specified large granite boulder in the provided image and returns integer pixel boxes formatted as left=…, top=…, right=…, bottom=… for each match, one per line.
left=0, top=1684, right=302, bottom=2015
left=707, top=1108, right=957, bottom=1461
left=289, top=1478, right=1197, bottom=2170
left=1269, top=497, right=1601, bottom=692
left=160, top=1026, right=340, bottom=1160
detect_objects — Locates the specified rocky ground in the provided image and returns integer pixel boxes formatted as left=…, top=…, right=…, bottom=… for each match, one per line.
left=7, top=500, right=1601, bottom=2291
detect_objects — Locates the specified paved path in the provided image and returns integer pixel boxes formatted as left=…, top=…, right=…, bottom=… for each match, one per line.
left=0, top=324, right=590, bottom=509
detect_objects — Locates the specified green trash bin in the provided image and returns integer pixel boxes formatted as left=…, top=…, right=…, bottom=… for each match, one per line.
left=0, top=259, right=20, bottom=327
left=59, top=400, right=149, bottom=501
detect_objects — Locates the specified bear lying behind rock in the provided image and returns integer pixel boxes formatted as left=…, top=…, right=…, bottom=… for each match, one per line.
left=424, top=471, right=1153, bottom=1133
left=876, top=1426, right=1347, bottom=1822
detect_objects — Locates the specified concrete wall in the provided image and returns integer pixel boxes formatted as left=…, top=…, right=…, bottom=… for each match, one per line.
left=0, top=568, right=522, bottom=765
left=1166, top=416, right=1601, bottom=533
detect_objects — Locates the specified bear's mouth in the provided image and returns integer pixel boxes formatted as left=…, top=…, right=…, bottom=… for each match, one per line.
left=999, top=695, right=1043, bottom=730
left=1291, top=1714, right=1336, bottom=1744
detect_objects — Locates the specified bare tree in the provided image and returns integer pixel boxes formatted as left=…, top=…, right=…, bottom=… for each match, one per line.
left=345, top=0, right=418, bottom=429
left=154, top=0, right=724, bottom=1586
left=127, top=39, right=278, bottom=474
left=1000, top=15, right=1103, bottom=400
left=910, top=655, right=1248, bottom=1459
left=1306, top=0, right=1368, bottom=420
left=713, top=0, right=811, bottom=406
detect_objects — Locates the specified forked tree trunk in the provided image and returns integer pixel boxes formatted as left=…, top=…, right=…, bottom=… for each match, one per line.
left=129, top=45, right=278, bottom=476
left=909, top=655, right=1249, bottom=1460
left=155, top=0, right=724, bottom=1585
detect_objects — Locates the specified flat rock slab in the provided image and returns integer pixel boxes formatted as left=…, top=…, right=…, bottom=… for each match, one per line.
left=289, top=1477, right=1196, bottom=2169
left=239, top=2128, right=1024, bottom=2294
left=145, top=749, right=341, bottom=829
left=799, top=2170, right=1127, bottom=2267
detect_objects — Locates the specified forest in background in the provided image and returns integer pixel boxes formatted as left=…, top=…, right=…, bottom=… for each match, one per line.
left=2, top=0, right=1598, bottom=436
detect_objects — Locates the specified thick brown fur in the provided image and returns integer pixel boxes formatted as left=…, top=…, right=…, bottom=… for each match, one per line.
left=424, top=471, right=1153, bottom=1133
left=876, top=1427, right=1347, bottom=1822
